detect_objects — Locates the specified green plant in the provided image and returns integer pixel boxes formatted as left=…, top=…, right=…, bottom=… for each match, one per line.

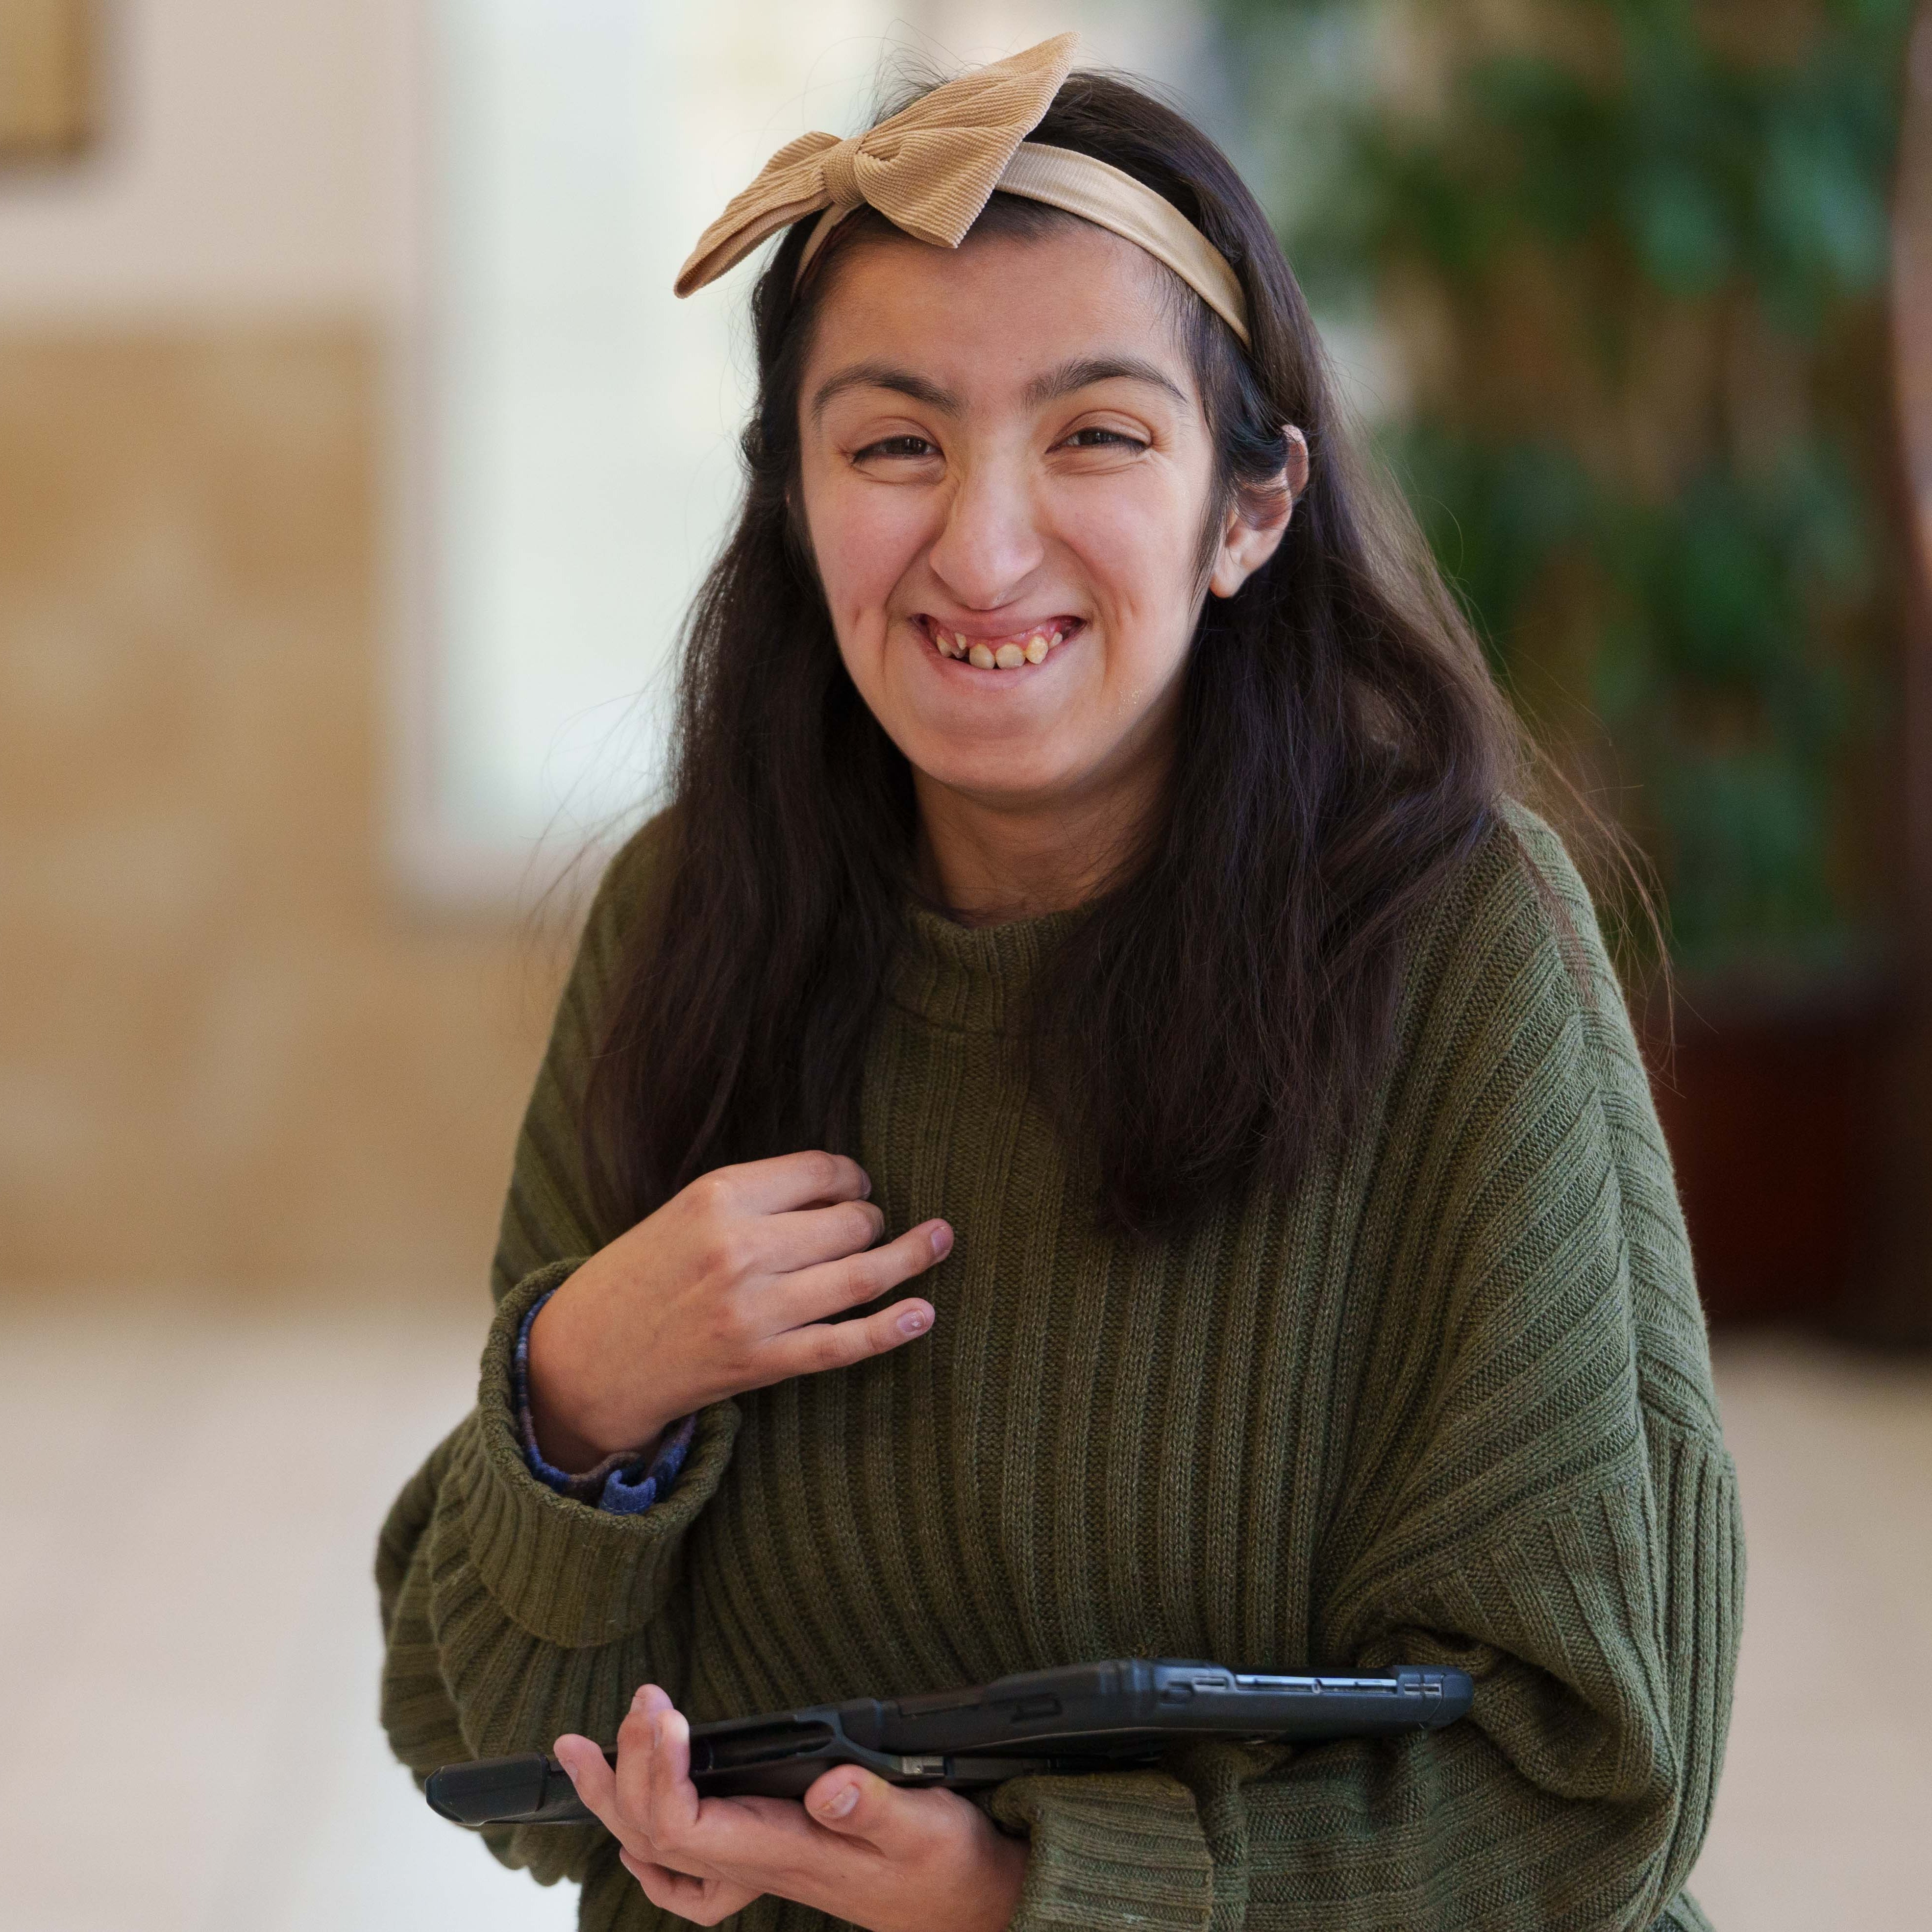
left=1216, top=0, right=1913, bottom=974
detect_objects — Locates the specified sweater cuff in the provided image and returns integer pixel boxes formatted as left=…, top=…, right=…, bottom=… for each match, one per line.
left=988, top=1770, right=1215, bottom=1932
left=461, top=1261, right=741, bottom=1648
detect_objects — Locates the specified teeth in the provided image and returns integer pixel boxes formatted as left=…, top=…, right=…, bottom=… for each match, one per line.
left=933, top=622, right=1075, bottom=669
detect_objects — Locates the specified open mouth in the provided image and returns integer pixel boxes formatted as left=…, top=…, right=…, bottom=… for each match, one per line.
left=920, top=615, right=1083, bottom=670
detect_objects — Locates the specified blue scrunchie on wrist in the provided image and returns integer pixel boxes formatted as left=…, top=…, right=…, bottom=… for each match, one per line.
left=513, top=1288, right=697, bottom=1515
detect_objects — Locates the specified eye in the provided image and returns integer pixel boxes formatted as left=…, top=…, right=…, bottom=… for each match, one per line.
left=1061, top=427, right=1148, bottom=452
left=853, top=435, right=939, bottom=462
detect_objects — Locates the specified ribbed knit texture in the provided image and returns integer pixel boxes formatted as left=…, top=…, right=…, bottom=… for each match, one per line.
left=377, top=803, right=1741, bottom=1932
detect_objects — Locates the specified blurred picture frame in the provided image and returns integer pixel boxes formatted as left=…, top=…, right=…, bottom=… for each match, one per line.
left=0, top=0, right=93, bottom=164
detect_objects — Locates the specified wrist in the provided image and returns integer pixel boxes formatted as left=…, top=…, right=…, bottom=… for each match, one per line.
left=526, top=1291, right=671, bottom=1472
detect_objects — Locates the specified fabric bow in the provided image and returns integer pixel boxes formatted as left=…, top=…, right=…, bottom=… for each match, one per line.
left=674, top=33, right=1079, bottom=297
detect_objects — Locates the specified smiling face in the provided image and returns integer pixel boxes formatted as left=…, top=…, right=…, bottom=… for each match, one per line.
left=795, top=217, right=1289, bottom=895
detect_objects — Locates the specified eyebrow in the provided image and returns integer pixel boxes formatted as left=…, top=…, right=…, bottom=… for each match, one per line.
left=808, top=353, right=1189, bottom=421
left=1022, top=355, right=1189, bottom=409
left=810, top=363, right=961, bottom=420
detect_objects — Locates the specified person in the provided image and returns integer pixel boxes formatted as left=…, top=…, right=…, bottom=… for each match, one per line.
left=377, top=35, right=1740, bottom=1932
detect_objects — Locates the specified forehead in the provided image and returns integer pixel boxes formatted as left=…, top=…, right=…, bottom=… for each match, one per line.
left=801, top=220, right=1196, bottom=409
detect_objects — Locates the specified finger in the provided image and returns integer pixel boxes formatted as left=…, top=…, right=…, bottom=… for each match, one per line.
left=759, top=1198, right=887, bottom=1273
left=622, top=1694, right=827, bottom=1891
left=610, top=1689, right=713, bottom=1880
left=554, top=1732, right=625, bottom=1840
left=639, top=1704, right=721, bottom=1876
left=620, top=1849, right=760, bottom=1925
left=772, top=1218, right=952, bottom=1330
left=644, top=1732, right=816, bottom=1848
left=621, top=1852, right=709, bottom=1916
left=802, top=1766, right=930, bottom=1857
left=763, top=1296, right=934, bottom=1380
left=708, top=1150, right=871, bottom=1216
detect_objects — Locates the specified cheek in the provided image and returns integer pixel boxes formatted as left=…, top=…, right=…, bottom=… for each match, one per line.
left=806, top=471, right=933, bottom=627
left=1058, top=474, right=1209, bottom=637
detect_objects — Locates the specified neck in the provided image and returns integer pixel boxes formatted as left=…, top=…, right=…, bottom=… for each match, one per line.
left=912, top=743, right=1171, bottom=926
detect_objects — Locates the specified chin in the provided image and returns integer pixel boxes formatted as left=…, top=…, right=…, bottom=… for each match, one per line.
left=909, top=739, right=1079, bottom=806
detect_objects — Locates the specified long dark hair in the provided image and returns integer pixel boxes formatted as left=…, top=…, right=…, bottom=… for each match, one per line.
left=581, top=67, right=1519, bottom=1239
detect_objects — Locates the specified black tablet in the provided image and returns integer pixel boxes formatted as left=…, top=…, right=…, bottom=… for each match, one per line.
left=426, top=1657, right=1472, bottom=1827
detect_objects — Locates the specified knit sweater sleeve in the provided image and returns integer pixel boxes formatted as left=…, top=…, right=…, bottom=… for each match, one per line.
left=375, top=814, right=743, bottom=1887
left=989, top=809, right=1742, bottom=1932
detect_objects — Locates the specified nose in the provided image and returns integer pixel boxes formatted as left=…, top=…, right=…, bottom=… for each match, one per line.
left=926, top=454, right=1045, bottom=611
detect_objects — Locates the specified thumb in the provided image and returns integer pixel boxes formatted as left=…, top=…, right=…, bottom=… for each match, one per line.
left=804, top=1767, right=913, bottom=1849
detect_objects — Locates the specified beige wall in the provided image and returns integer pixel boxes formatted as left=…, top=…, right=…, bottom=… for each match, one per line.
left=0, top=5, right=549, bottom=1298
left=0, top=0, right=416, bottom=323
left=0, top=325, right=563, bottom=1297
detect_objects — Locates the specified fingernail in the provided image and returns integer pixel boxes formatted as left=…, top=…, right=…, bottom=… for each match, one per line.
left=929, top=1222, right=953, bottom=1259
left=898, top=1307, right=929, bottom=1337
left=559, top=1753, right=580, bottom=1784
left=814, top=1783, right=859, bottom=1819
left=632, top=1685, right=651, bottom=1710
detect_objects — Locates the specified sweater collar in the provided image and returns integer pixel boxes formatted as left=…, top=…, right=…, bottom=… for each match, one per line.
left=886, top=899, right=1090, bottom=1035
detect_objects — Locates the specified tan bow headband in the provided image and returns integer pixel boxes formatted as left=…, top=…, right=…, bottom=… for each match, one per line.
left=674, top=33, right=1251, bottom=347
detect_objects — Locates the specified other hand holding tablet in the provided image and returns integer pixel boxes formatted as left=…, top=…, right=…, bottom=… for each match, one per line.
left=553, top=1684, right=1026, bottom=1932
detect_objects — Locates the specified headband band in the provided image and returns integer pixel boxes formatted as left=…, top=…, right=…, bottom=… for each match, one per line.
left=796, top=142, right=1251, bottom=347
left=674, top=34, right=1252, bottom=348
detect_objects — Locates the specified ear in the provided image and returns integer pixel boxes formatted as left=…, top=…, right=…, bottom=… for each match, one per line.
left=1209, top=425, right=1310, bottom=599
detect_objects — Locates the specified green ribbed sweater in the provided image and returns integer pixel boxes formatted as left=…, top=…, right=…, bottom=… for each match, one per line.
left=377, top=802, right=1741, bottom=1932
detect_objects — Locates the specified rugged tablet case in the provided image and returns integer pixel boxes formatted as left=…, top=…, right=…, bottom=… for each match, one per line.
left=427, top=1658, right=1472, bottom=1827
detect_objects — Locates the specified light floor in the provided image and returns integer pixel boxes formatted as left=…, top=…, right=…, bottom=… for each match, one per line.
left=0, top=1299, right=1924, bottom=1931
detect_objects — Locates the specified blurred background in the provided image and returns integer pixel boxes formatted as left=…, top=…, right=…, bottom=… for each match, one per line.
left=1, top=2, right=1928, bottom=1927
